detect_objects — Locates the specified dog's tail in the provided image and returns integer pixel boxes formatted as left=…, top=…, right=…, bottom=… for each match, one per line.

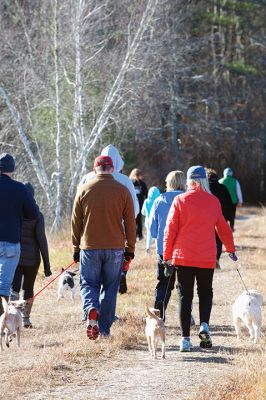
left=145, top=304, right=161, bottom=322
left=1, top=297, right=9, bottom=317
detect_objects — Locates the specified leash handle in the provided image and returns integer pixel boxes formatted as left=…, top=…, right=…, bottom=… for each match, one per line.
left=29, top=260, right=77, bottom=303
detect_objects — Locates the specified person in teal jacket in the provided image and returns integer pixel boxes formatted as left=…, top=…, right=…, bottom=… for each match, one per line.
left=219, top=168, right=243, bottom=231
left=141, top=186, right=160, bottom=252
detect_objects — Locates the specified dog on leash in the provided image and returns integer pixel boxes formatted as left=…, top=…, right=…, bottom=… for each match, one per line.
left=145, top=304, right=166, bottom=359
left=232, top=289, right=264, bottom=343
left=57, top=268, right=76, bottom=301
left=0, top=297, right=25, bottom=352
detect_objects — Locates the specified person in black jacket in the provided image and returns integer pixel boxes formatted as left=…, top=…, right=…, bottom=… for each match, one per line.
left=10, top=182, right=52, bottom=328
left=129, top=168, right=148, bottom=240
left=206, top=168, right=232, bottom=267
left=0, top=154, right=39, bottom=316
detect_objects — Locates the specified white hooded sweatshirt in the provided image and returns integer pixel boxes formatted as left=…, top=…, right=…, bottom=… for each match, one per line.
left=79, top=144, right=139, bottom=217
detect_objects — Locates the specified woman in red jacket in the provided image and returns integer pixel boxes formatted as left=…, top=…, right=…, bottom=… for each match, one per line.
left=163, top=166, right=236, bottom=352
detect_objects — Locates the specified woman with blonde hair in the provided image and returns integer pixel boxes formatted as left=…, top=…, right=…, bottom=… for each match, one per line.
left=164, top=166, right=236, bottom=352
left=129, top=168, right=148, bottom=240
left=149, top=171, right=185, bottom=319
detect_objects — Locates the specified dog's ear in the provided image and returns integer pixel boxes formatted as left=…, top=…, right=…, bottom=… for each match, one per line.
left=71, top=272, right=76, bottom=276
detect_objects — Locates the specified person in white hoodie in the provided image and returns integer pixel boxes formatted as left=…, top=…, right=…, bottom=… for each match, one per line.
left=79, top=144, right=139, bottom=295
left=79, top=144, right=139, bottom=217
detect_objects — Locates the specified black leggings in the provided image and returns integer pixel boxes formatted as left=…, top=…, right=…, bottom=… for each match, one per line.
left=136, top=212, right=143, bottom=239
left=154, top=255, right=176, bottom=320
left=177, top=266, right=214, bottom=337
left=11, top=264, right=39, bottom=300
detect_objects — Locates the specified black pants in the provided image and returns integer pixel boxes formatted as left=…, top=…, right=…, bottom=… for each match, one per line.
left=136, top=212, right=143, bottom=239
left=154, top=255, right=176, bottom=320
left=215, top=232, right=222, bottom=260
left=11, top=264, right=39, bottom=300
left=229, top=203, right=237, bottom=231
left=177, top=266, right=214, bottom=337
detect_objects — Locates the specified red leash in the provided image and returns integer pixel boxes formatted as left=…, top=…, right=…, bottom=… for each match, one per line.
left=28, top=260, right=77, bottom=303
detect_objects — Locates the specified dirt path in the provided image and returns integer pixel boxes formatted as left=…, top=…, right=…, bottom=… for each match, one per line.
left=19, top=211, right=265, bottom=400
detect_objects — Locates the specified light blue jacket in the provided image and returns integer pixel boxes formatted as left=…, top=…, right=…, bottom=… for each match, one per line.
left=149, top=190, right=183, bottom=255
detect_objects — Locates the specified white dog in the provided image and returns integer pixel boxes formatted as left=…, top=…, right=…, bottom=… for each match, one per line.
left=145, top=305, right=166, bottom=359
left=232, top=289, right=264, bottom=343
left=57, top=269, right=76, bottom=301
left=0, top=297, right=25, bottom=352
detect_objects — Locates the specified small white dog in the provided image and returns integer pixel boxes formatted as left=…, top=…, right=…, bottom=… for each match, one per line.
left=232, top=289, right=264, bottom=343
left=57, top=269, right=76, bottom=301
left=145, top=304, right=166, bottom=359
left=0, top=297, right=25, bottom=352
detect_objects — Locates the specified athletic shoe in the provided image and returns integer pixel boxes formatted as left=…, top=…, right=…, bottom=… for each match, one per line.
left=119, top=273, right=127, bottom=294
left=199, top=322, right=212, bottom=348
left=87, top=309, right=99, bottom=340
left=179, top=338, right=193, bottom=352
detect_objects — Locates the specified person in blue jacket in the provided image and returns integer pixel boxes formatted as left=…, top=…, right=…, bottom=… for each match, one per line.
left=141, top=186, right=160, bottom=253
left=0, top=153, right=39, bottom=316
left=149, top=170, right=185, bottom=320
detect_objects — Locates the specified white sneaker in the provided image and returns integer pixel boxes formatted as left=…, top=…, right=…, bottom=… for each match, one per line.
left=179, top=338, right=192, bottom=352
left=199, top=322, right=212, bottom=349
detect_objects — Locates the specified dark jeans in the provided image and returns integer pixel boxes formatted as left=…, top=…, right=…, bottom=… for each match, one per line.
left=177, top=266, right=214, bottom=337
left=154, top=255, right=176, bottom=320
left=11, top=264, right=39, bottom=300
left=136, top=212, right=143, bottom=239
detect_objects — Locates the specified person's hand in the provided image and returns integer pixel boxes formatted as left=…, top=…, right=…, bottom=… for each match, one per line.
left=73, top=250, right=80, bottom=262
left=163, top=260, right=175, bottom=277
left=237, top=202, right=243, bottom=208
left=44, top=267, right=52, bottom=277
left=228, top=253, right=238, bottom=262
left=124, top=252, right=134, bottom=260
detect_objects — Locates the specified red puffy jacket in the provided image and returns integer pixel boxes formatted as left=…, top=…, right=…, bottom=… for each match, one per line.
left=163, top=187, right=235, bottom=268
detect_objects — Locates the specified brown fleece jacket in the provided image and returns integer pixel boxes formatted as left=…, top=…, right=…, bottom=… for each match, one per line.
left=71, top=174, right=136, bottom=253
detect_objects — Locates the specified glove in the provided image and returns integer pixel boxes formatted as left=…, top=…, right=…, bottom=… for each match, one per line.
left=44, top=267, right=52, bottom=277
left=163, top=261, right=175, bottom=277
left=73, top=250, right=80, bottom=262
left=124, top=252, right=134, bottom=260
left=123, top=252, right=134, bottom=272
left=229, top=253, right=238, bottom=262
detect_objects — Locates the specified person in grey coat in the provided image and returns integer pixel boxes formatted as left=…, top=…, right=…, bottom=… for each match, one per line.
left=10, top=182, right=52, bottom=328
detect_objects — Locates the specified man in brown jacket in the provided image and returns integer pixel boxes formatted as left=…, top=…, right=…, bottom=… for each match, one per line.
left=71, top=155, right=136, bottom=340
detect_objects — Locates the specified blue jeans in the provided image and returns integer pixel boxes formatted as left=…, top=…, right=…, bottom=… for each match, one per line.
left=80, top=249, right=124, bottom=336
left=0, top=241, right=21, bottom=296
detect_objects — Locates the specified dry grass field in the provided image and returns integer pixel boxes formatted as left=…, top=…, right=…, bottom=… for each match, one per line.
left=0, top=206, right=265, bottom=400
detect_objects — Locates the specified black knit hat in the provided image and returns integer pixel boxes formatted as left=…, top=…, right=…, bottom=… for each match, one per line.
left=0, top=153, right=15, bottom=173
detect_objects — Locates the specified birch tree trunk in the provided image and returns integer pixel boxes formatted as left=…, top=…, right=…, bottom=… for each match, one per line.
left=66, top=0, right=159, bottom=213
left=52, top=0, right=63, bottom=231
left=0, top=84, right=53, bottom=206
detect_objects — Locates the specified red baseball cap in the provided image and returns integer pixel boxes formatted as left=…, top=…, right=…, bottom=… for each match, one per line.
left=93, top=155, right=114, bottom=169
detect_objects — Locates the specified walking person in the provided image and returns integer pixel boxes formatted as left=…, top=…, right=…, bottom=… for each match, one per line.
left=10, top=182, right=52, bottom=327
left=206, top=168, right=232, bottom=268
left=71, top=155, right=136, bottom=340
left=141, top=186, right=160, bottom=253
left=79, top=144, right=139, bottom=218
left=164, top=166, right=236, bottom=352
left=219, top=167, right=243, bottom=231
left=79, top=144, right=139, bottom=295
left=0, top=154, right=39, bottom=316
left=149, top=171, right=185, bottom=319
left=129, top=168, right=148, bottom=240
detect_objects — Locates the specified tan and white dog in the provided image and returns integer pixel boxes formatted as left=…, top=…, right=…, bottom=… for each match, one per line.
left=145, top=305, right=166, bottom=359
left=232, top=289, right=264, bottom=343
left=0, top=297, right=25, bottom=352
